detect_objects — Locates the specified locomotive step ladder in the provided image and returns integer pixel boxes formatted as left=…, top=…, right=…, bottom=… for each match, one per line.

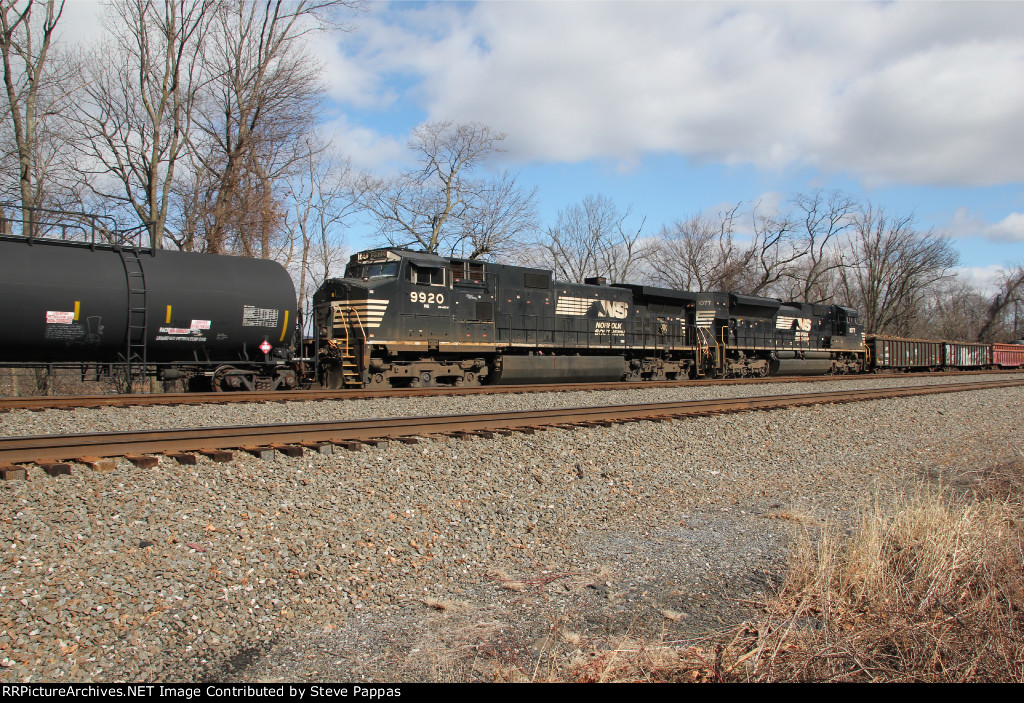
left=694, top=327, right=715, bottom=378
left=335, top=307, right=367, bottom=387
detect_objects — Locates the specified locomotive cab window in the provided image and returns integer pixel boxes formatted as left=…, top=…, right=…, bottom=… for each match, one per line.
left=408, top=263, right=446, bottom=286
left=345, top=262, right=398, bottom=279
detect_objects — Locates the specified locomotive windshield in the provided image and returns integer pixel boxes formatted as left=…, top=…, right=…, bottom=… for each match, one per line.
left=345, top=262, right=399, bottom=279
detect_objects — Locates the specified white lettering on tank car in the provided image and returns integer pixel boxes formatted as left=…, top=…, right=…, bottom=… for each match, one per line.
left=190, top=319, right=211, bottom=330
left=155, top=335, right=207, bottom=342
left=46, top=311, right=75, bottom=324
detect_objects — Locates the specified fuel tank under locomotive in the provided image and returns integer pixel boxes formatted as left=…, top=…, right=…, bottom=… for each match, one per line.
left=0, top=236, right=297, bottom=366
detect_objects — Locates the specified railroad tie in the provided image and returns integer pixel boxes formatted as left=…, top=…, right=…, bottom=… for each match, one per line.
left=77, top=456, right=117, bottom=473
left=199, top=449, right=234, bottom=463
left=125, top=455, right=159, bottom=469
left=300, top=441, right=334, bottom=455
left=165, top=452, right=199, bottom=465
left=332, top=441, right=363, bottom=452
left=0, top=464, right=27, bottom=481
left=242, top=446, right=277, bottom=460
left=35, top=461, right=72, bottom=477
left=272, top=444, right=305, bottom=458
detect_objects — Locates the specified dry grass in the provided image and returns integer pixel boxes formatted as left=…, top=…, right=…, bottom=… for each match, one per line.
left=553, top=465, right=1024, bottom=683
left=421, top=597, right=470, bottom=612
left=738, top=485, right=1024, bottom=682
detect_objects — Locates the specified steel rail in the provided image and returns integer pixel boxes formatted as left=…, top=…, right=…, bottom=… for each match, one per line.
left=1, top=379, right=1021, bottom=465
left=1, top=369, right=1019, bottom=412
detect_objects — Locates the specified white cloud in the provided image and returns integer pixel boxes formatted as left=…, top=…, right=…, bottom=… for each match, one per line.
left=946, top=207, right=1024, bottom=243
left=989, top=213, right=1024, bottom=243
left=318, top=116, right=407, bottom=174
left=333, top=1, right=1024, bottom=186
left=956, top=265, right=1009, bottom=296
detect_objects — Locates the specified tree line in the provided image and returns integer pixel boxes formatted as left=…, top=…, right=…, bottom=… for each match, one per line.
left=1, top=1, right=1021, bottom=342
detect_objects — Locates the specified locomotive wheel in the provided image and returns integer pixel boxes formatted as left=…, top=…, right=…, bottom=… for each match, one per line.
left=407, top=372, right=430, bottom=388
left=322, top=366, right=345, bottom=390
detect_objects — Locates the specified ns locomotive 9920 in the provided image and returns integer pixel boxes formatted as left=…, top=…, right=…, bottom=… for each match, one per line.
left=312, top=247, right=867, bottom=388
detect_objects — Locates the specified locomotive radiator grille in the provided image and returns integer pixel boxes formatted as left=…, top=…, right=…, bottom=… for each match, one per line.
left=695, top=310, right=716, bottom=328
left=332, top=299, right=389, bottom=329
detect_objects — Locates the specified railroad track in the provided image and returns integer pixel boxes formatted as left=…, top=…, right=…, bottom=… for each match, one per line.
left=2, top=378, right=1021, bottom=478
left=1, top=369, right=1019, bottom=412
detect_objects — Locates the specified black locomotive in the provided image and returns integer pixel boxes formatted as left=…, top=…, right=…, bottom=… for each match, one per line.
left=313, top=247, right=866, bottom=388
left=4, top=207, right=1016, bottom=394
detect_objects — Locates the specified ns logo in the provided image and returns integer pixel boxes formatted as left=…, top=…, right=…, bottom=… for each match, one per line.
left=597, top=300, right=629, bottom=319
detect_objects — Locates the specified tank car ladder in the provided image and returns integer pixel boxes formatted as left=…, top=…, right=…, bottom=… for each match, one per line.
left=118, top=249, right=149, bottom=389
left=335, top=306, right=367, bottom=388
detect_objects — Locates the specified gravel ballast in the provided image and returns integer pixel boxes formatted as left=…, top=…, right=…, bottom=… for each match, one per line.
left=0, top=379, right=1021, bottom=682
left=0, top=373, right=1019, bottom=436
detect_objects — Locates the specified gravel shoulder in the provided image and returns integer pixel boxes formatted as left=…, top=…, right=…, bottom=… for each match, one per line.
left=0, top=379, right=1021, bottom=682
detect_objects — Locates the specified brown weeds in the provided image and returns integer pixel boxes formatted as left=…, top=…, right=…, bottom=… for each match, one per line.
left=555, top=465, right=1024, bottom=683
left=739, top=484, right=1024, bottom=682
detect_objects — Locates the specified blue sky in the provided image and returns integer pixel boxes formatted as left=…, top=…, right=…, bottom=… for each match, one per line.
left=66, top=0, right=1024, bottom=290
left=310, top=0, right=1024, bottom=291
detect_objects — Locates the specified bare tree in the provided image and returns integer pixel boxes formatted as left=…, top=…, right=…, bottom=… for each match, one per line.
left=918, top=277, right=986, bottom=341
left=649, top=205, right=747, bottom=291
left=456, top=170, right=539, bottom=259
left=77, top=0, right=214, bottom=249
left=528, top=194, right=648, bottom=283
left=976, top=265, right=1024, bottom=342
left=193, top=0, right=355, bottom=255
left=779, top=190, right=857, bottom=302
left=737, top=202, right=806, bottom=296
left=360, top=121, right=538, bottom=259
left=282, top=138, right=362, bottom=314
left=839, top=205, right=958, bottom=335
left=0, top=0, right=72, bottom=228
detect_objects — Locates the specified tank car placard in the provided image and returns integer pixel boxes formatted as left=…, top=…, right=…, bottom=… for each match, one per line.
left=242, top=306, right=279, bottom=327
left=45, top=310, right=75, bottom=324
